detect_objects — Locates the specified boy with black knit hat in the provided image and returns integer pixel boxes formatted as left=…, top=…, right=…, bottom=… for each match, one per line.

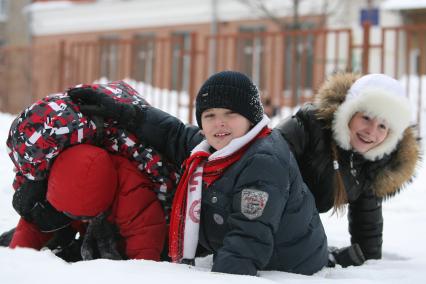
left=68, top=70, right=329, bottom=276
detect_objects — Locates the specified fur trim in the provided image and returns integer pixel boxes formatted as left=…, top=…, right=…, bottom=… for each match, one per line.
left=314, top=72, right=421, bottom=198
left=372, top=127, right=421, bottom=198
left=317, top=73, right=412, bottom=161
left=333, top=89, right=411, bottom=160
left=314, top=72, right=359, bottom=124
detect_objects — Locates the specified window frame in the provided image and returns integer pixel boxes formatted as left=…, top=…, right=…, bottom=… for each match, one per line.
left=0, top=0, right=8, bottom=22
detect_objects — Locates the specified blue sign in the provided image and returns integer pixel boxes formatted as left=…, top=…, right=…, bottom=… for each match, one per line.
left=360, top=8, right=379, bottom=26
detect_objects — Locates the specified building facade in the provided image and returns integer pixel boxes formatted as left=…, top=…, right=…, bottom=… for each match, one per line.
left=1, top=0, right=426, bottom=120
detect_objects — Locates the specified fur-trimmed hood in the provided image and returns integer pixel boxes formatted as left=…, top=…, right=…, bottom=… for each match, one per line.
left=314, top=72, right=421, bottom=198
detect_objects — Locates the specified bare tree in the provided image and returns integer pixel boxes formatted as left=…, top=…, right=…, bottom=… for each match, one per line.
left=236, top=0, right=303, bottom=31
left=236, top=0, right=343, bottom=30
left=233, top=0, right=344, bottom=104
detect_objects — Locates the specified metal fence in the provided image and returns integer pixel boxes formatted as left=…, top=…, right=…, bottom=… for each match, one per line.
left=1, top=23, right=426, bottom=128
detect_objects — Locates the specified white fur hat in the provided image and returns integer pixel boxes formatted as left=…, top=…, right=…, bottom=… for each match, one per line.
left=333, top=73, right=412, bottom=161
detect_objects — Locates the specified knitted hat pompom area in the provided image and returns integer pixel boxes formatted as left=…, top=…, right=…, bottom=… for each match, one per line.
left=195, top=71, right=264, bottom=128
left=332, top=73, right=413, bottom=161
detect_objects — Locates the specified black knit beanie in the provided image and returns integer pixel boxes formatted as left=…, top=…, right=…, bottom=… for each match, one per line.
left=195, top=71, right=264, bottom=128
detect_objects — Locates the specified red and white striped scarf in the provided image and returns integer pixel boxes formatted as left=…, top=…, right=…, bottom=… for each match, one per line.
left=169, top=116, right=271, bottom=262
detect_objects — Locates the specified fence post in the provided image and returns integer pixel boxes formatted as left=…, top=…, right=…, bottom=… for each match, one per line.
left=361, top=22, right=371, bottom=74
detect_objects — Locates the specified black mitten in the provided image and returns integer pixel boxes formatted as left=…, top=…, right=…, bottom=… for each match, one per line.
left=328, top=243, right=366, bottom=268
left=45, top=226, right=83, bottom=263
left=12, top=179, right=47, bottom=220
left=45, top=226, right=79, bottom=250
left=68, top=86, right=144, bottom=132
left=29, top=200, right=72, bottom=233
left=0, top=228, right=16, bottom=247
left=80, top=214, right=122, bottom=261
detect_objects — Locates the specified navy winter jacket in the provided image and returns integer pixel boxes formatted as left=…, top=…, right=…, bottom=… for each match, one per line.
left=131, top=106, right=329, bottom=276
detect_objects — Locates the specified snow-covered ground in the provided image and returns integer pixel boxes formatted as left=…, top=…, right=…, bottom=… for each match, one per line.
left=0, top=104, right=425, bottom=283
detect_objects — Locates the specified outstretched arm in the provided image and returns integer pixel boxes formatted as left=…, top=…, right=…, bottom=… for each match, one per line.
left=348, top=190, right=383, bottom=260
left=68, top=84, right=203, bottom=165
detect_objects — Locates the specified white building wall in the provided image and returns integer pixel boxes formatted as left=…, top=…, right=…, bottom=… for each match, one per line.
left=27, top=0, right=373, bottom=36
left=25, top=0, right=412, bottom=76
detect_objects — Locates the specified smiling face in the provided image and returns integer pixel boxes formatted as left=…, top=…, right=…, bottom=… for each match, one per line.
left=200, top=108, right=252, bottom=151
left=348, top=112, right=389, bottom=154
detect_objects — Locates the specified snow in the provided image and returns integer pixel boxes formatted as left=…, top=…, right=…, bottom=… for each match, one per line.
left=0, top=100, right=425, bottom=283
left=381, top=0, right=426, bottom=11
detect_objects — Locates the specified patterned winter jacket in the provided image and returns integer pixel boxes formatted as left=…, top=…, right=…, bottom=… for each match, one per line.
left=6, top=81, right=178, bottom=212
left=119, top=106, right=329, bottom=276
left=10, top=145, right=166, bottom=260
left=275, top=73, right=421, bottom=260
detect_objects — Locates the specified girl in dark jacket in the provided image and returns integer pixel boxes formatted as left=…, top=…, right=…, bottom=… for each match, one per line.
left=69, top=71, right=329, bottom=276
left=275, top=73, right=421, bottom=266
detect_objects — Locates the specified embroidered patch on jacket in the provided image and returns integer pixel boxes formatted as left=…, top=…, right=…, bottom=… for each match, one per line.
left=241, top=189, right=269, bottom=220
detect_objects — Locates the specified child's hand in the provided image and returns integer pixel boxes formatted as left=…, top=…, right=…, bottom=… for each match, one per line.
left=328, top=243, right=366, bottom=268
left=80, top=214, right=122, bottom=260
left=28, top=200, right=72, bottom=233
left=12, top=179, right=47, bottom=220
left=68, top=86, right=144, bottom=132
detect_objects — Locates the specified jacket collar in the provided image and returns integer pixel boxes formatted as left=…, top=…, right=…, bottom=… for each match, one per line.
left=191, top=115, right=270, bottom=161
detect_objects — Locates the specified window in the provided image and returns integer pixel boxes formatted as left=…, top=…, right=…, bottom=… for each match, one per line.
left=0, top=0, right=8, bottom=22
left=131, top=33, right=155, bottom=84
left=237, top=26, right=265, bottom=90
left=0, top=39, right=5, bottom=66
left=99, top=35, right=120, bottom=80
left=171, top=32, right=191, bottom=92
left=283, top=23, right=314, bottom=101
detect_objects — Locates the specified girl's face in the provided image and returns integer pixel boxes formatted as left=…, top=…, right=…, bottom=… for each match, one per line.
left=348, top=112, right=389, bottom=154
left=201, top=108, right=252, bottom=150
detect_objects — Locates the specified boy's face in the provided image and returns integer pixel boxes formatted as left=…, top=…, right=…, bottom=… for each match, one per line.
left=201, top=108, right=252, bottom=150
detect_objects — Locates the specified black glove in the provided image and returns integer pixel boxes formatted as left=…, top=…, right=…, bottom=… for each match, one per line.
left=45, top=226, right=83, bottom=263
left=29, top=200, right=72, bottom=233
left=68, top=86, right=144, bottom=132
left=80, top=214, right=122, bottom=261
left=0, top=228, right=16, bottom=247
left=328, top=243, right=366, bottom=268
left=12, top=179, right=47, bottom=220
left=180, top=258, right=195, bottom=266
